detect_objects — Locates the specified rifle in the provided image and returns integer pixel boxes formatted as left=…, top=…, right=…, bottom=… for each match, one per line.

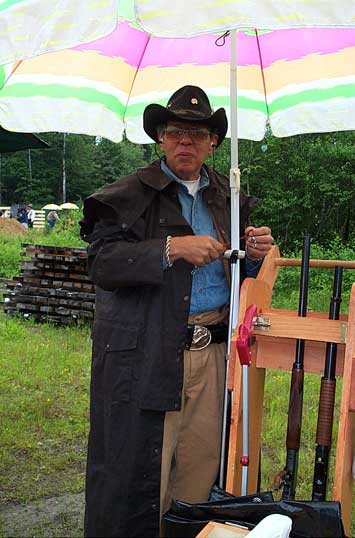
left=312, top=266, right=343, bottom=501
left=274, top=234, right=311, bottom=500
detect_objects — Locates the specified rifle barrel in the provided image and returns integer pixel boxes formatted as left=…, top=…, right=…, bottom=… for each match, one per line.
left=281, top=234, right=311, bottom=501
left=312, top=266, right=343, bottom=501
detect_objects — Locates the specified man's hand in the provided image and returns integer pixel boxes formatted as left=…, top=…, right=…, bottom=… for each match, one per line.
left=169, top=235, right=225, bottom=266
left=244, top=226, right=273, bottom=261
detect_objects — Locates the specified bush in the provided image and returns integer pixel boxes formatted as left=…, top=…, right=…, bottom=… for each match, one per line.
left=0, top=234, right=24, bottom=278
left=0, top=211, right=86, bottom=279
left=42, top=210, right=86, bottom=248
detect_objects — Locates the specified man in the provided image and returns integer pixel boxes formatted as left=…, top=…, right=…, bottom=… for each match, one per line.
left=80, top=85, right=273, bottom=538
left=47, top=209, right=60, bottom=229
left=17, top=206, right=28, bottom=228
left=26, top=204, right=35, bottom=228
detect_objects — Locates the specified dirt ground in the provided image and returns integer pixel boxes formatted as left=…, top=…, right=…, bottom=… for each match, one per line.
left=0, top=218, right=27, bottom=235
left=0, top=492, right=84, bottom=538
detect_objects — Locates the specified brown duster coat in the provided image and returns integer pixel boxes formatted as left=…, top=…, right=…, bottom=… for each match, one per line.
left=80, top=160, right=257, bottom=537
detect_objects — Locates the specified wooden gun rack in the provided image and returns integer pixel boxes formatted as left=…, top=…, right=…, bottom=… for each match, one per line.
left=226, top=246, right=355, bottom=536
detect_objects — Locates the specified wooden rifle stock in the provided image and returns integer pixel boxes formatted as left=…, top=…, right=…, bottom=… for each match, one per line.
left=275, top=235, right=311, bottom=500
left=312, top=266, right=343, bottom=501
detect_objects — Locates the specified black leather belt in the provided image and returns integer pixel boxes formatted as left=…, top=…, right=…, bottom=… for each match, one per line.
left=185, top=324, right=228, bottom=351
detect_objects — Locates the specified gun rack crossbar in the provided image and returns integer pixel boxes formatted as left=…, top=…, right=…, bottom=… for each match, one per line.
left=226, top=246, right=355, bottom=536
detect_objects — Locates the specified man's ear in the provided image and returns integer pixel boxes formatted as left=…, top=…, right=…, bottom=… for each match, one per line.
left=211, top=133, right=219, bottom=148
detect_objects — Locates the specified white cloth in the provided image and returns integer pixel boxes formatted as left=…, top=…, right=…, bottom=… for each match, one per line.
left=27, top=209, right=35, bottom=221
left=247, top=514, right=292, bottom=538
left=178, top=177, right=200, bottom=197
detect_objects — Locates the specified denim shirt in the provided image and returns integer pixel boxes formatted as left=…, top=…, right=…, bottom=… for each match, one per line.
left=161, top=160, right=261, bottom=314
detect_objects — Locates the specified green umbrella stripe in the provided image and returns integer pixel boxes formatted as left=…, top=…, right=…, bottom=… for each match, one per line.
left=0, top=66, right=6, bottom=90
left=213, top=95, right=267, bottom=113
left=0, top=82, right=268, bottom=117
left=0, top=0, right=26, bottom=13
left=0, top=83, right=127, bottom=116
left=268, top=84, right=355, bottom=114
left=1, top=82, right=354, bottom=120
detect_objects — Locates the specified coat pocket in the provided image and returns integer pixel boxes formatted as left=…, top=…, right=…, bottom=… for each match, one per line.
left=103, top=327, right=138, bottom=404
left=104, top=327, right=138, bottom=352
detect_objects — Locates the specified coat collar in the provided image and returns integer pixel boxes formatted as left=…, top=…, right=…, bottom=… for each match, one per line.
left=81, top=160, right=244, bottom=240
left=138, top=159, right=230, bottom=200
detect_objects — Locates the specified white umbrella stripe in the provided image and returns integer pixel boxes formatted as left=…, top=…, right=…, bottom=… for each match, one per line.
left=0, top=97, right=125, bottom=142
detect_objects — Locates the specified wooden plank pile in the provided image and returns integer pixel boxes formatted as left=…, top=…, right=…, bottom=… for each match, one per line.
left=1, top=243, right=95, bottom=324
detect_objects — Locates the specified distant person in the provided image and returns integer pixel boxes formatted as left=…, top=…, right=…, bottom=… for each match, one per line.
left=17, top=207, right=28, bottom=228
left=26, top=204, right=35, bottom=228
left=47, top=210, right=60, bottom=229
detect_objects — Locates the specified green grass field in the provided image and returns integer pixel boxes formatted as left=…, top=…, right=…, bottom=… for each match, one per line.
left=1, top=310, right=353, bottom=536
left=0, top=224, right=354, bottom=536
left=0, top=314, right=91, bottom=505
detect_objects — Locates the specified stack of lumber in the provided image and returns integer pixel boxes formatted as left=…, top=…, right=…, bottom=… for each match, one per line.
left=1, top=244, right=95, bottom=324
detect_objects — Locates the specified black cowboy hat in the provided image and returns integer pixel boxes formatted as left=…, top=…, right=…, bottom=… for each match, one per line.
left=143, top=85, right=228, bottom=147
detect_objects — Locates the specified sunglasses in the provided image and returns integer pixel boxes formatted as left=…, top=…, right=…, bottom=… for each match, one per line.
left=163, top=126, right=212, bottom=142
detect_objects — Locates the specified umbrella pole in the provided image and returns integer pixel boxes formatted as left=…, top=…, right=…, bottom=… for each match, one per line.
left=218, top=29, right=248, bottom=493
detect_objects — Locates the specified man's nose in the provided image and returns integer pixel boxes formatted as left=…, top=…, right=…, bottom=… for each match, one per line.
left=179, top=130, right=193, bottom=143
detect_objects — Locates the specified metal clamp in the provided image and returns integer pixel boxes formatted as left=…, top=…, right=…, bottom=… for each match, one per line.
left=237, top=304, right=258, bottom=366
left=223, top=249, right=246, bottom=262
left=254, top=315, right=271, bottom=329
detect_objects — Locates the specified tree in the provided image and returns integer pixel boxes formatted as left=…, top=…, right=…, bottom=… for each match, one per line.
left=0, top=130, right=353, bottom=253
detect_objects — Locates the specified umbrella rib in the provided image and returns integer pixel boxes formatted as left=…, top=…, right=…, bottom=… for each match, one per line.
left=125, top=31, right=152, bottom=125
left=3, top=60, right=23, bottom=88
left=255, top=29, right=270, bottom=123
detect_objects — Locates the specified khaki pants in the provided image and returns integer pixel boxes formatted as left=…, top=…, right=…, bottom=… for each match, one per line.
left=160, top=307, right=228, bottom=517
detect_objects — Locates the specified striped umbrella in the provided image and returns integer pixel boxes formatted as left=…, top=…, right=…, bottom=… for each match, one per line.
left=0, top=20, right=355, bottom=143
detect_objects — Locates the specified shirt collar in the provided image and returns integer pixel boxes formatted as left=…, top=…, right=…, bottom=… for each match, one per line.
left=161, top=159, right=210, bottom=190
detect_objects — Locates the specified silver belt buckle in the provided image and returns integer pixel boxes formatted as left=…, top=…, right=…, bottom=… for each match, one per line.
left=190, top=325, right=212, bottom=351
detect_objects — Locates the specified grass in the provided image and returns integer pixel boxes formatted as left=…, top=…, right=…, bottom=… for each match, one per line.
left=261, top=368, right=342, bottom=498
left=0, top=313, right=91, bottom=505
left=0, top=227, right=354, bottom=536
left=264, top=276, right=349, bottom=500
left=1, top=309, right=353, bottom=536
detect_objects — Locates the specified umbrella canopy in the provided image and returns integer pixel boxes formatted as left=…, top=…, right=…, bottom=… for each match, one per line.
left=1, top=0, right=354, bottom=66
left=0, top=0, right=118, bottom=65
left=0, top=126, right=48, bottom=153
left=59, top=202, right=79, bottom=210
left=0, top=19, right=355, bottom=142
left=135, top=1, right=355, bottom=36
left=42, top=203, right=60, bottom=210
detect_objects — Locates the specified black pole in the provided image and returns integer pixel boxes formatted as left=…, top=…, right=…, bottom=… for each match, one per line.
left=312, top=266, right=343, bottom=501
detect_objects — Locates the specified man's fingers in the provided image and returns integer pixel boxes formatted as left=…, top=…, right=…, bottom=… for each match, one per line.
left=171, top=235, right=225, bottom=266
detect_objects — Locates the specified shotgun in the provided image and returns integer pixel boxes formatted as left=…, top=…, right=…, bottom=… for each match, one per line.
left=274, top=234, right=311, bottom=500
left=312, top=266, right=343, bottom=501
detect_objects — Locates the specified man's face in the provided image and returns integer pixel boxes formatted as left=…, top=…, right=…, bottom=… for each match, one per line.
left=159, top=121, right=218, bottom=181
